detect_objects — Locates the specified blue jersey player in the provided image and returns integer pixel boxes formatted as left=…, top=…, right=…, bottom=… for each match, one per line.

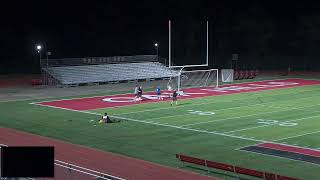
left=156, top=87, right=163, bottom=100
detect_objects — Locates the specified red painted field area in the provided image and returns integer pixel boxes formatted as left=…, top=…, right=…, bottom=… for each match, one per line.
left=258, top=143, right=320, bottom=157
left=36, top=79, right=320, bottom=111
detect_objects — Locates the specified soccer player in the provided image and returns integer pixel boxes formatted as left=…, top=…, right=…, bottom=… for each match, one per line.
left=137, top=86, right=143, bottom=101
left=171, top=90, right=178, bottom=106
left=134, top=85, right=139, bottom=101
left=156, top=87, right=163, bottom=100
left=99, top=112, right=121, bottom=123
left=99, top=113, right=111, bottom=123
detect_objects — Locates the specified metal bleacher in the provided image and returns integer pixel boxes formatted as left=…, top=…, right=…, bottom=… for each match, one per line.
left=43, top=61, right=178, bottom=85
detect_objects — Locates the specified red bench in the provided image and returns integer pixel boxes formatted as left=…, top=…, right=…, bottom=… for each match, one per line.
left=31, top=79, right=42, bottom=86
left=176, top=154, right=299, bottom=180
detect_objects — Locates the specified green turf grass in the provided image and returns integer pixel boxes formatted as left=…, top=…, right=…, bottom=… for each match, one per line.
left=1, top=79, right=320, bottom=179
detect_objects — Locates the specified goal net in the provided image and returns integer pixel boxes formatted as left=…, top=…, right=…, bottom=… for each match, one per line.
left=167, top=69, right=219, bottom=91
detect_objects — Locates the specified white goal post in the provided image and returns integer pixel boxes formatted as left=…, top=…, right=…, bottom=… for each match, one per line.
left=168, top=20, right=209, bottom=68
left=167, top=69, right=219, bottom=91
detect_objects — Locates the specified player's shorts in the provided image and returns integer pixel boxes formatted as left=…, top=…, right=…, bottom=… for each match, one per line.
left=157, top=92, right=161, bottom=95
left=172, top=97, right=177, bottom=101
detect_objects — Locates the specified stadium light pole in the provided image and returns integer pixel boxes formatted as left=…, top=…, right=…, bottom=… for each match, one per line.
left=36, top=45, right=42, bottom=68
left=154, top=43, right=159, bottom=61
left=46, top=51, right=51, bottom=68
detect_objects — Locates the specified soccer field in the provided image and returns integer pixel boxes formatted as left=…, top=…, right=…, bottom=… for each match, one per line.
left=1, top=78, right=320, bottom=179
left=90, top=84, right=320, bottom=178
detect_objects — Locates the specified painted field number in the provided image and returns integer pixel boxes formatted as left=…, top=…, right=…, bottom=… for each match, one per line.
left=187, top=110, right=215, bottom=116
left=257, top=119, right=297, bottom=127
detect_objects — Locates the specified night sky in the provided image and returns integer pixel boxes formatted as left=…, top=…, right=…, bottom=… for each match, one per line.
left=1, top=1, right=320, bottom=73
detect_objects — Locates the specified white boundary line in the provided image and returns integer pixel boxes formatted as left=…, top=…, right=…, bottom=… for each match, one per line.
left=31, top=102, right=264, bottom=142
left=30, top=78, right=312, bottom=104
left=0, top=143, right=125, bottom=180
left=31, top=94, right=320, bottom=144
left=106, top=86, right=319, bottom=116
left=237, top=148, right=320, bottom=167
left=275, top=130, right=320, bottom=142
left=55, top=160, right=125, bottom=180
left=109, top=114, right=264, bottom=142
left=130, top=103, right=268, bottom=122
left=226, top=113, right=320, bottom=133
left=257, top=142, right=320, bottom=152
left=181, top=103, right=320, bottom=127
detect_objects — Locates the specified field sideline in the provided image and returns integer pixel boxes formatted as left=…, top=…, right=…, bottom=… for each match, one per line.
left=1, top=78, right=320, bottom=179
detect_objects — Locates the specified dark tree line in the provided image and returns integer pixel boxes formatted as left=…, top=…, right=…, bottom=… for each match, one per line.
left=1, top=1, right=320, bottom=74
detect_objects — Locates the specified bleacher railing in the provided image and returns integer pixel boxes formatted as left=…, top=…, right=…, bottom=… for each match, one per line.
left=41, top=55, right=158, bottom=67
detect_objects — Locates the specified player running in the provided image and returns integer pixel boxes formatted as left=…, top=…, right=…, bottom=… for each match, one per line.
left=156, top=87, right=163, bottom=100
left=137, top=86, right=143, bottom=101
left=170, top=90, right=178, bottom=106
left=134, top=85, right=139, bottom=101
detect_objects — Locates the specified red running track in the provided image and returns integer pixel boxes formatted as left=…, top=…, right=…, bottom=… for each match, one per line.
left=0, top=127, right=219, bottom=180
left=36, top=79, right=320, bottom=111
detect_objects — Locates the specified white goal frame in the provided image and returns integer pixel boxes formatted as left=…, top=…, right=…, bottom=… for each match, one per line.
left=168, top=20, right=209, bottom=68
left=175, top=68, right=219, bottom=91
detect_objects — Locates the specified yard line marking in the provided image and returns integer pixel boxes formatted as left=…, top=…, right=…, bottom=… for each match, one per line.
left=117, top=103, right=270, bottom=123
left=31, top=103, right=103, bottom=116
left=115, top=101, right=262, bottom=116
left=275, top=130, right=320, bottom=142
left=31, top=102, right=265, bottom=142
left=108, top=115, right=265, bottom=142
left=147, top=113, right=194, bottom=121
left=225, top=113, right=320, bottom=133
left=113, top=90, right=320, bottom=116
left=181, top=103, right=320, bottom=127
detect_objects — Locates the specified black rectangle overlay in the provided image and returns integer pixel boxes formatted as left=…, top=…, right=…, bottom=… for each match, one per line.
left=1, top=146, right=54, bottom=177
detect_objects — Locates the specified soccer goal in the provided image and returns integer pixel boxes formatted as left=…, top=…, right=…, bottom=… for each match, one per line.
left=167, top=69, right=219, bottom=91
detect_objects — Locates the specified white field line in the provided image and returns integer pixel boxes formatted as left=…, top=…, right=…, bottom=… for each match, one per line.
left=114, top=100, right=251, bottom=116
left=112, top=83, right=320, bottom=116
left=31, top=103, right=264, bottom=142
left=30, top=92, right=320, bottom=145
left=2, top=79, right=297, bottom=103
left=236, top=137, right=320, bottom=155
left=275, top=130, right=320, bottom=142
left=226, top=113, right=320, bottom=133
left=181, top=103, right=320, bottom=127
left=30, top=78, right=295, bottom=104
left=237, top=149, right=320, bottom=167
left=31, top=102, right=103, bottom=116
left=108, top=114, right=264, bottom=142
left=150, top=94, right=320, bottom=124
left=257, top=142, right=320, bottom=152
left=114, top=93, right=320, bottom=124
left=145, top=105, right=294, bottom=123
left=32, top=97, right=320, bottom=142
left=29, top=78, right=319, bottom=110
left=135, top=103, right=268, bottom=122
left=0, top=143, right=124, bottom=180
left=55, top=160, right=125, bottom=180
